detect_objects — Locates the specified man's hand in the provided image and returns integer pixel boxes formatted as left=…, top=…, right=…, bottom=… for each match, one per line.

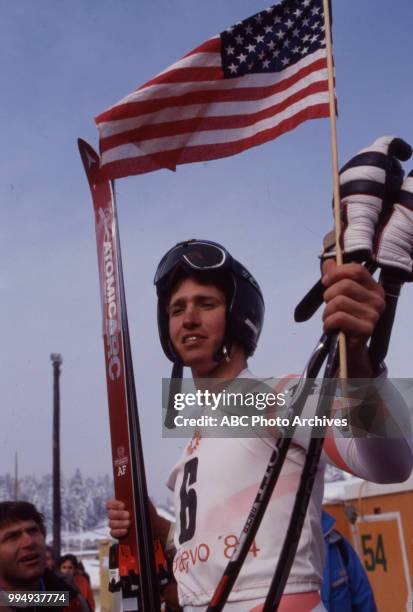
left=321, top=260, right=385, bottom=376
left=107, top=499, right=131, bottom=539
left=106, top=498, right=171, bottom=545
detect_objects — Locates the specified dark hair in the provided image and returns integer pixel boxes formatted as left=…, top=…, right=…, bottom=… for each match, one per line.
left=166, top=266, right=232, bottom=308
left=59, top=554, right=79, bottom=570
left=0, top=501, right=46, bottom=537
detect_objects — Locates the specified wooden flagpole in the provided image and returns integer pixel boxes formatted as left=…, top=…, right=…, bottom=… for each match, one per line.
left=322, top=0, right=347, bottom=378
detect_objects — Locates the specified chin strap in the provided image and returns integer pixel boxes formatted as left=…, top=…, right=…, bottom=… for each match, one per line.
left=164, top=361, right=183, bottom=429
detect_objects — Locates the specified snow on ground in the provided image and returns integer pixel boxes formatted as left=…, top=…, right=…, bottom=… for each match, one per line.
left=54, top=523, right=111, bottom=554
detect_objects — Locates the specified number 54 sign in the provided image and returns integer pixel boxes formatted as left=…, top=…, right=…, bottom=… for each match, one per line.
left=354, top=513, right=412, bottom=611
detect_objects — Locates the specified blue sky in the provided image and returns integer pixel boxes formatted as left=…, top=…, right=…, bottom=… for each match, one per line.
left=2, top=1, right=413, bottom=502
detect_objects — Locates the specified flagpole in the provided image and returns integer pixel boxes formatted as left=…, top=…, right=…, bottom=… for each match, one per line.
left=322, top=0, right=347, bottom=379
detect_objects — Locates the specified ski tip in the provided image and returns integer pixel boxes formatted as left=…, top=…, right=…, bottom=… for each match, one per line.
left=78, top=138, right=101, bottom=178
left=77, top=138, right=98, bottom=159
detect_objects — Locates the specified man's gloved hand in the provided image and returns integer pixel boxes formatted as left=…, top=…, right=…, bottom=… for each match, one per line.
left=295, top=136, right=412, bottom=322
left=322, top=135, right=411, bottom=262
left=375, top=170, right=413, bottom=280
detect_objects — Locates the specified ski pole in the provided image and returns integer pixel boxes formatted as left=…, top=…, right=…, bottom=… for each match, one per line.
left=368, top=273, right=403, bottom=370
left=262, top=336, right=339, bottom=610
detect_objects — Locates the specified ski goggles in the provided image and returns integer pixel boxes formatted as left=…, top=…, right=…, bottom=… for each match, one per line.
left=154, top=240, right=230, bottom=286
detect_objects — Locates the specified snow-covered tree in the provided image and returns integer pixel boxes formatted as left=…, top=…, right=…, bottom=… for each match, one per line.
left=0, top=470, right=116, bottom=533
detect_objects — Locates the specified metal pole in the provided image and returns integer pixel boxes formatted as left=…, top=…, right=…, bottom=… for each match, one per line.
left=14, top=452, right=18, bottom=500
left=50, top=353, right=62, bottom=561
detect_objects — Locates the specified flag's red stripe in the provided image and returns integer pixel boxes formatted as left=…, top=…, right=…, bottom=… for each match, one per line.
left=182, top=37, right=221, bottom=58
left=100, top=81, right=328, bottom=153
left=98, top=104, right=329, bottom=181
left=96, top=58, right=327, bottom=123
left=140, top=66, right=224, bottom=90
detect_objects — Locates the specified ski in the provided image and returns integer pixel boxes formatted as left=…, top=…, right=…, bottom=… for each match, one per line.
left=78, top=139, right=162, bottom=611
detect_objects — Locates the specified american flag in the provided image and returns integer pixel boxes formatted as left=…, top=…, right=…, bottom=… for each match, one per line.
left=96, top=0, right=330, bottom=181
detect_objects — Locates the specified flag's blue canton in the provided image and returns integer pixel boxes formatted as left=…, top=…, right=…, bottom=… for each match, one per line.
left=221, top=0, right=326, bottom=78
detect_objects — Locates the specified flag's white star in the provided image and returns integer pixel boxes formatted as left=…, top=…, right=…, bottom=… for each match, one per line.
left=267, top=40, right=276, bottom=50
left=258, top=50, right=265, bottom=60
left=292, top=27, right=300, bottom=36
left=311, top=34, right=318, bottom=43
left=264, top=25, right=273, bottom=33
left=237, top=52, right=247, bottom=63
left=272, top=48, right=280, bottom=58
left=303, top=0, right=311, bottom=6
left=255, top=34, right=265, bottom=43
left=262, top=59, right=271, bottom=68
left=273, top=15, right=282, bottom=24
left=226, top=45, right=235, bottom=55
left=235, top=34, right=244, bottom=45
left=312, top=6, right=321, bottom=15
left=283, top=38, right=290, bottom=48
left=226, top=26, right=235, bottom=33
left=265, top=6, right=274, bottom=13
left=246, top=43, right=256, bottom=53
left=276, top=29, right=285, bottom=39
left=301, top=46, right=309, bottom=55
left=281, top=57, right=289, bottom=66
left=285, top=18, right=293, bottom=28
left=312, top=21, right=320, bottom=30
left=245, top=24, right=254, bottom=35
left=255, top=13, right=263, bottom=23
left=294, top=8, right=303, bottom=17
left=228, top=63, right=238, bottom=74
left=292, top=45, right=300, bottom=53
left=303, top=18, right=310, bottom=26
left=303, top=33, right=310, bottom=42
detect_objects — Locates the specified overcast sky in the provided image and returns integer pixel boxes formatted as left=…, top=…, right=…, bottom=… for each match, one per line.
left=2, top=1, right=413, bottom=502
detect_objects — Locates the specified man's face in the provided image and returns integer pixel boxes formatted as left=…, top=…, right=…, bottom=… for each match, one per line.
left=0, top=520, right=46, bottom=589
left=168, top=278, right=226, bottom=375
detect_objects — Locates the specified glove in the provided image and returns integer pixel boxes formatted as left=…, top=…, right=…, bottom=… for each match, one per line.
left=295, top=136, right=412, bottom=322
left=322, top=135, right=411, bottom=262
left=375, top=170, right=413, bottom=280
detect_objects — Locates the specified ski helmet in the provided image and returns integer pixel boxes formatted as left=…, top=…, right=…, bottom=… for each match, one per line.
left=154, top=239, right=265, bottom=364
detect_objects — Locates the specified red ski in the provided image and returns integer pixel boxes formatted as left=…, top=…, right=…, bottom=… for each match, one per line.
left=78, top=139, right=164, bottom=611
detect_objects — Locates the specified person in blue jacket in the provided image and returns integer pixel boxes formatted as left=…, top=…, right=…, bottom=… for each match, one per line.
left=321, top=510, right=377, bottom=611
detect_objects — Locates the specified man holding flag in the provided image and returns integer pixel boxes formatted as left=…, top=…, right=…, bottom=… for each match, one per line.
left=108, top=234, right=412, bottom=611
left=94, top=0, right=413, bottom=609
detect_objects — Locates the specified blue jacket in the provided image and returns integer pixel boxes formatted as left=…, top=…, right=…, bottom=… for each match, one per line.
left=321, top=511, right=377, bottom=611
